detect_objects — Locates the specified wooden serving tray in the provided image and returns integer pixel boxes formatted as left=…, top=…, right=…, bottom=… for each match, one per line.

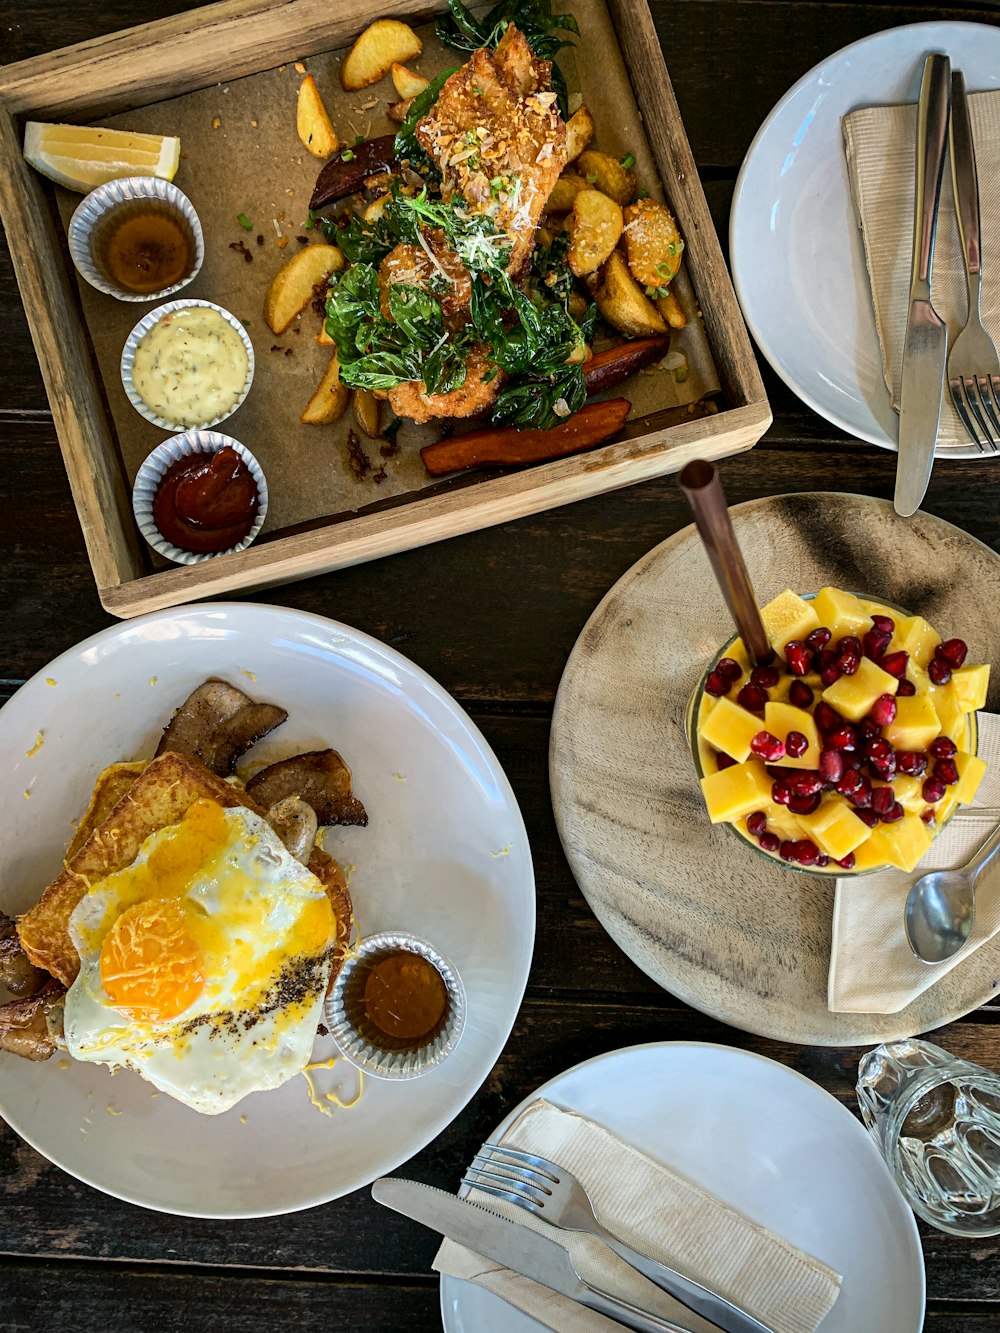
left=0, top=0, right=770, bottom=619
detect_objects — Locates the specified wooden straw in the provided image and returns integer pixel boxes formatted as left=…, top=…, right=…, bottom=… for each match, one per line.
left=678, top=460, right=773, bottom=666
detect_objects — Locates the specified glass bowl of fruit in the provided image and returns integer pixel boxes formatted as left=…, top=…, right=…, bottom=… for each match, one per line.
left=686, top=587, right=989, bottom=875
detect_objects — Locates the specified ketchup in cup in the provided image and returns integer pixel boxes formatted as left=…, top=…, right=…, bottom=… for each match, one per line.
left=152, top=446, right=258, bottom=555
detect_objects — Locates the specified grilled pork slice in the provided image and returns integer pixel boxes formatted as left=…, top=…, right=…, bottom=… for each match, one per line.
left=0, top=979, right=65, bottom=1061
left=415, top=24, right=567, bottom=274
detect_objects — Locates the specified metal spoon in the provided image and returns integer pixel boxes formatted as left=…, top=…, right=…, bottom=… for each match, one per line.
left=904, top=822, right=1000, bottom=963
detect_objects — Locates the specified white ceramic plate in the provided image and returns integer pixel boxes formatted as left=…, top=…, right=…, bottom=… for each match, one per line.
left=440, top=1042, right=925, bottom=1333
left=0, top=604, right=534, bottom=1217
left=730, top=20, right=1000, bottom=457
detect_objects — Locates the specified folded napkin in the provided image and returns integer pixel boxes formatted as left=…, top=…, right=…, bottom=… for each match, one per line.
left=829, top=712, right=1000, bottom=1013
left=842, top=89, right=1000, bottom=446
left=434, top=1098, right=842, bottom=1333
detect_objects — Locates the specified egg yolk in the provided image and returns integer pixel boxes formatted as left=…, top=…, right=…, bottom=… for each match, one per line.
left=100, top=898, right=205, bottom=1022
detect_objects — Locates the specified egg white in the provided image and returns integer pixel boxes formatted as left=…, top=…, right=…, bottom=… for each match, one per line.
left=63, top=805, right=335, bottom=1115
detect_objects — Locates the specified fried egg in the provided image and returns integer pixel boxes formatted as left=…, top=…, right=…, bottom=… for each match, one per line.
left=63, top=799, right=336, bottom=1114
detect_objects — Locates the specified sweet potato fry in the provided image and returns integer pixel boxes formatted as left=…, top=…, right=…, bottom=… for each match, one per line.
left=420, top=399, right=631, bottom=475
left=310, top=135, right=397, bottom=210
left=583, top=335, right=671, bottom=395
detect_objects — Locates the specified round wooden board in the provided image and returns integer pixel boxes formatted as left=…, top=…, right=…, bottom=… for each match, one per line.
left=550, top=493, right=1000, bottom=1046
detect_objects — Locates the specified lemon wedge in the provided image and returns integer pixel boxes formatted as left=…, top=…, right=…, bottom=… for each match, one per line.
left=23, top=122, right=181, bottom=192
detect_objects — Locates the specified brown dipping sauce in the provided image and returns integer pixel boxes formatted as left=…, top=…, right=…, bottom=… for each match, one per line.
left=103, top=210, right=194, bottom=295
left=363, top=951, right=448, bottom=1042
left=152, top=447, right=259, bottom=554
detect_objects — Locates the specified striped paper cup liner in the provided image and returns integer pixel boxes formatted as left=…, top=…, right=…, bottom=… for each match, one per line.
left=132, top=430, right=267, bottom=566
left=68, top=176, right=204, bottom=302
left=120, top=299, right=255, bottom=431
left=325, top=931, right=467, bottom=1080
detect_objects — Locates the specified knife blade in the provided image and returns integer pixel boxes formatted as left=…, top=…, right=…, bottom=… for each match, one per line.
left=894, top=52, right=951, bottom=518
left=372, top=1177, right=694, bottom=1333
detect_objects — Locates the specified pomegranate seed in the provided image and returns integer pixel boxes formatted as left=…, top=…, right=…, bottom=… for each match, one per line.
left=759, top=831, right=781, bottom=853
left=844, top=752, right=863, bottom=771
left=857, top=717, right=881, bottom=743
left=716, top=656, right=743, bottom=683
left=784, top=641, right=811, bottom=675
left=715, top=752, right=737, bottom=771
left=928, top=657, right=951, bottom=685
left=922, top=777, right=946, bottom=803
left=820, top=663, right=843, bottom=687
left=787, top=771, right=823, bottom=797
left=779, top=840, right=796, bottom=862
left=814, top=702, right=843, bottom=733
left=849, top=775, right=873, bottom=807
left=936, top=638, right=968, bottom=668
left=705, top=670, right=729, bottom=697
left=837, top=635, right=863, bottom=659
left=827, top=725, right=858, bottom=752
left=836, top=852, right=857, bottom=870
left=870, top=694, right=897, bottom=726
left=785, top=730, right=809, bottom=758
left=817, top=648, right=838, bottom=671
left=934, top=757, right=959, bottom=785
left=819, top=748, right=844, bottom=784
left=856, top=808, right=879, bottom=827
left=866, top=738, right=894, bottom=763
left=737, top=683, right=768, bottom=713
left=751, top=730, right=785, bottom=762
left=863, top=629, right=891, bottom=660
left=880, top=651, right=909, bottom=679
left=788, top=680, right=814, bottom=708
left=920, top=809, right=936, bottom=825
left=772, top=782, right=792, bottom=805
left=746, top=811, right=767, bottom=836
left=765, top=765, right=787, bottom=780
left=871, top=785, right=896, bottom=815
left=837, top=769, right=863, bottom=796
left=806, top=627, right=832, bottom=651
left=793, top=839, right=821, bottom=866
left=837, top=650, right=861, bottom=676
left=750, top=664, right=780, bottom=688
left=881, top=801, right=905, bottom=824
left=896, top=679, right=916, bottom=697
left=896, top=751, right=927, bottom=776
left=928, top=736, right=957, bottom=759
left=871, top=614, right=895, bottom=635
left=788, top=792, right=822, bottom=815
left=816, top=853, right=831, bottom=868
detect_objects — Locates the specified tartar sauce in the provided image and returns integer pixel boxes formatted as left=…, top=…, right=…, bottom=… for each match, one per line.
left=131, top=306, right=249, bottom=427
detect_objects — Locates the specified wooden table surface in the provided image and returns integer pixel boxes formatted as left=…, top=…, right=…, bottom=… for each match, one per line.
left=2, top=2, right=999, bottom=1329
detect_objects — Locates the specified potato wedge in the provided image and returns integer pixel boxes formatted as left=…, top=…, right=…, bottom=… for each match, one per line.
left=387, top=97, right=414, bottom=125
left=265, top=244, right=344, bottom=335
left=352, top=387, right=382, bottom=438
left=656, top=288, right=688, bottom=330
left=567, top=290, right=589, bottom=322
left=564, top=105, right=595, bottom=163
left=301, top=352, right=349, bottom=424
left=341, top=20, right=422, bottom=91
left=568, top=189, right=623, bottom=278
left=296, top=74, right=338, bottom=158
left=363, top=194, right=391, bottom=223
left=391, top=62, right=429, bottom=100
left=596, top=250, right=667, bottom=337
left=622, top=198, right=684, bottom=289
left=545, top=173, right=588, bottom=214
left=577, top=150, right=636, bottom=206
left=316, top=324, right=335, bottom=347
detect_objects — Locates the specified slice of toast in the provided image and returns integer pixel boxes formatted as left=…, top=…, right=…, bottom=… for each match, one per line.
left=17, top=751, right=352, bottom=988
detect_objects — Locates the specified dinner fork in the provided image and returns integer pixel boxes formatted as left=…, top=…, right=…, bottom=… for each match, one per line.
left=463, top=1143, right=777, bottom=1333
left=947, top=70, right=1000, bottom=452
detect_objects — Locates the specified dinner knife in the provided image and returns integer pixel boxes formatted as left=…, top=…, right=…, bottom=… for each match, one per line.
left=894, top=52, right=952, bottom=518
left=372, top=1177, right=695, bottom=1333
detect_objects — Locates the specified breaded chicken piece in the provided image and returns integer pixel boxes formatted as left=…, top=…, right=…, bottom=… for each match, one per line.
left=378, top=230, right=472, bottom=326
left=388, top=344, right=501, bottom=424
left=415, top=24, right=567, bottom=274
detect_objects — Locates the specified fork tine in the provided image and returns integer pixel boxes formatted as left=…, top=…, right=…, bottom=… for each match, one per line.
left=478, top=1143, right=561, bottom=1182
left=461, top=1172, right=545, bottom=1212
left=965, top=375, right=999, bottom=451
left=950, top=376, right=987, bottom=452
left=470, top=1152, right=554, bottom=1195
left=981, top=375, right=1000, bottom=450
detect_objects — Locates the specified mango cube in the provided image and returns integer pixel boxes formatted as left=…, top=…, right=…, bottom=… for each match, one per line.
left=812, top=587, right=870, bottom=639
left=849, top=828, right=890, bottom=871
left=757, top=802, right=806, bottom=841
left=699, top=696, right=764, bottom=763
left=700, top=760, right=772, bottom=824
left=761, top=590, right=820, bottom=659
left=891, top=614, right=941, bottom=668
left=929, top=684, right=968, bottom=745
left=821, top=656, right=899, bottom=722
left=954, top=751, right=988, bottom=805
left=884, top=695, right=941, bottom=751
left=797, top=797, right=872, bottom=860
left=890, top=775, right=924, bottom=813
left=764, top=701, right=821, bottom=768
left=875, top=813, right=933, bottom=872
left=951, top=663, right=990, bottom=713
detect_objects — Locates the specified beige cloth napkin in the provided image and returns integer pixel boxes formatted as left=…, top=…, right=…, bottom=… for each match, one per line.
left=829, top=712, right=1000, bottom=1013
left=842, top=89, right=1000, bottom=446
left=433, top=1098, right=842, bottom=1333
